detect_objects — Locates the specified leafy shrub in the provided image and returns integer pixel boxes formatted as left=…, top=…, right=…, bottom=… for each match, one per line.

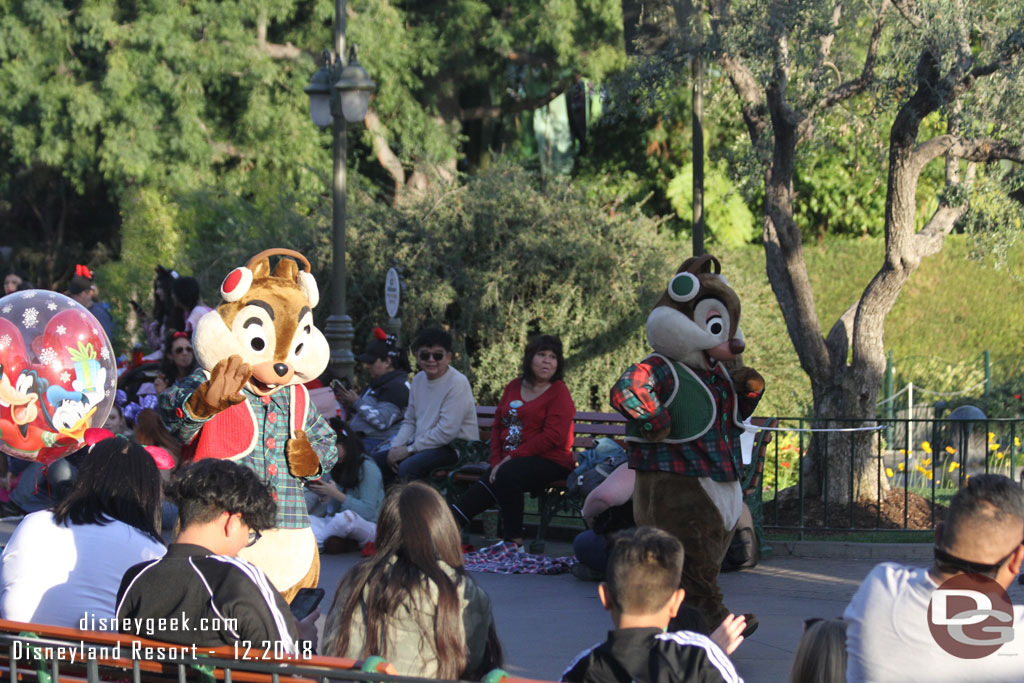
left=114, top=164, right=685, bottom=409
left=346, top=163, right=681, bottom=407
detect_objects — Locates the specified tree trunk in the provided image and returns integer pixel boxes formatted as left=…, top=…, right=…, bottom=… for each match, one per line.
left=712, top=4, right=1021, bottom=505
left=804, top=364, right=890, bottom=504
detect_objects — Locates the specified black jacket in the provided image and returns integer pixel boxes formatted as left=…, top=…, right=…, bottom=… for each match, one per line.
left=115, top=543, right=300, bottom=652
left=368, top=369, right=410, bottom=409
left=562, top=627, right=740, bottom=683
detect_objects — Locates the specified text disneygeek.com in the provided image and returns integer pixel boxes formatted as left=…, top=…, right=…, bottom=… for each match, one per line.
left=80, top=613, right=239, bottom=634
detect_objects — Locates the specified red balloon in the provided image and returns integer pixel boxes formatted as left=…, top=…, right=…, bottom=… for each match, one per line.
left=0, top=291, right=117, bottom=463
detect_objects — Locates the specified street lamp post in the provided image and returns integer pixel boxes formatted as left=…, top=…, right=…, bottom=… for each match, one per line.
left=304, top=0, right=376, bottom=381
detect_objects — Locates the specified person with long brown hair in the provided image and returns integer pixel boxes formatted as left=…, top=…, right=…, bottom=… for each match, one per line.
left=131, top=407, right=183, bottom=530
left=322, top=482, right=501, bottom=679
left=132, top=408, right=182, bottom=461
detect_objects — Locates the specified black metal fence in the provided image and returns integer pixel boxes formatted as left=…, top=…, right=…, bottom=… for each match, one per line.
left=759, top=416, right=1024, bottom=534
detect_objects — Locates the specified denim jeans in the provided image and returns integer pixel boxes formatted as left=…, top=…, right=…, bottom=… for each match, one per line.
left=372, top=445, right=457, bottom=483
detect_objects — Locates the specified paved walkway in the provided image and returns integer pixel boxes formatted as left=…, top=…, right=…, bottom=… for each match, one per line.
left=314, top=536, right=978, bottom=683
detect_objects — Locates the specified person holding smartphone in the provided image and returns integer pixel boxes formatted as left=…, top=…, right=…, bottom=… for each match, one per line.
left=333, top=328, right=411, bottom=453
left=373, top=328, right=478, bottom=483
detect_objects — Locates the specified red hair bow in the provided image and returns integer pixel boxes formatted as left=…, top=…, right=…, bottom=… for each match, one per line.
left=373, top=327, right=388, bottom=341
left=75, top=264, right=94, bottom=279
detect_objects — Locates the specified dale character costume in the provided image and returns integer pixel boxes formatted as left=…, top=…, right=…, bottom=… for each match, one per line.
left=610, top=254, right=764, bottom=627
left=161, top=249, right=337, bottom=601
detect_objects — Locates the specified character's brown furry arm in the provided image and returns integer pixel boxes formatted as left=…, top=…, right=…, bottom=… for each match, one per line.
left=286, top=430, right=322, bottom=477
left=730, top=366, right=765, bottom=420
left=186, top=356, right=251, bottom=419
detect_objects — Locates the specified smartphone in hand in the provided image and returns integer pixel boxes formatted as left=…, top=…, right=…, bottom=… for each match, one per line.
left=289, top=587, right=325, bottom=621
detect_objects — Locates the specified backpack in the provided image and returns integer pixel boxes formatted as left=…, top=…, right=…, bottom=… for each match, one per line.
left=566, top=438, right=628, bottom=499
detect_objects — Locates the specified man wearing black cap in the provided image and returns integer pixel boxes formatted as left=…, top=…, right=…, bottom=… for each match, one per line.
left=334, top=328, right=410, bottom=453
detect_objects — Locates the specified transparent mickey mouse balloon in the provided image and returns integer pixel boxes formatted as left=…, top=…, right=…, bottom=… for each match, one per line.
left=0, top=290, right=117, bottom=463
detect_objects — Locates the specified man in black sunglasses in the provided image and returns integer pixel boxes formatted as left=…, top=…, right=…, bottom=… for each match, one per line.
left=374, top=327, right=479, bottom=483
left=115, top=460, right=318, bottom=653
left=844, top=474, right=1024, bottom=681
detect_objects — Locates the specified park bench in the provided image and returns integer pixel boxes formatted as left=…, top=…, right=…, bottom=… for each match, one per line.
left=430, top=408, right=628, bottom=551
left=433, top=408, right=776, bottom=553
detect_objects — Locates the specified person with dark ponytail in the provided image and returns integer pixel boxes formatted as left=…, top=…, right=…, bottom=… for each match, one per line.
left=323, top=482, right=501, bottom=679
left=334, top=327, right=411, bottom=452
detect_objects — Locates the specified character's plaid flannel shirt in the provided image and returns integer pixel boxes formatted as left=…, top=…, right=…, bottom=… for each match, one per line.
left=161, top=370, right=337, bottom=529
left=609, top=355, right=758, bottom=482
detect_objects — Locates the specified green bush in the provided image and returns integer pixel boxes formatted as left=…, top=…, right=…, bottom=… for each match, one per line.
left=111, top=164, right=686, bottom=410
left=98, top=169, right=1024, bottom=421
left=346, top=164, right=681, bottom=407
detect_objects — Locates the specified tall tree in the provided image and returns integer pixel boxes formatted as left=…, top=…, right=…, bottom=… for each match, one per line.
left=344, top=0, right=627, bottom=200
left=0, top=0, right=629, bottom=278
left=701, top=0, right=1024, bottom=501
left=0, top=0, right=329, bottom=284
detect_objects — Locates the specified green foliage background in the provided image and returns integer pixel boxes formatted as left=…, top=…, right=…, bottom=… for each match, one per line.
left=104, top=159, right=1024, bottom=421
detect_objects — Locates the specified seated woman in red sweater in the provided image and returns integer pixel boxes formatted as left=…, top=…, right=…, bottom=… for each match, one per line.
left=451, top=334, right=574, bottom=546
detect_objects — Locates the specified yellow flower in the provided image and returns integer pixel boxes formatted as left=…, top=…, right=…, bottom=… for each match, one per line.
left=921, top=458, right=932, bottom=467
left=990, top=443, right=1001, bottom=451
left=996, top=451, right=1006, bottom=460
left=898, top=463, right=905, bottom=472
left=921, top=442, right=933, bottom=454
left=886, top=467, right=894, bottom=478
left=916, top=464, right=931, bottom=476
left=989, top=432, right=996, bottom=442
left=899, top=449, right=908, bottom=456
left=1015, top=437, right=1021, bottom=448
left=945, top=446, right=956, bottom=454
left=927, top=471, right=933, bottom=480
left=948, top=462, right=960, bottom=473
left=966, top=474, right=971, bottom=484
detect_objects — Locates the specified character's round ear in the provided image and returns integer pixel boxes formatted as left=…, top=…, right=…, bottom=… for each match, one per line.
left=221, top=267, right=253, bottom=302
left=297, top=271, right=319, bottom=308
left=668, top=272, right=700, bottom=303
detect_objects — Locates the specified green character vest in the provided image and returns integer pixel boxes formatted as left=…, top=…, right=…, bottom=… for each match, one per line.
left=624, top=354, right=727, bottom=444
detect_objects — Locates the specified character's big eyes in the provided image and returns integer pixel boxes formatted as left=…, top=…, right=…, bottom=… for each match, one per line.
left=705, top=315, right=724, bottom=337
left=16, top=373, right=33, bottom=395
left=243, top=320, right=268, bottom=353
left=293, top=324, right=312, bottom=358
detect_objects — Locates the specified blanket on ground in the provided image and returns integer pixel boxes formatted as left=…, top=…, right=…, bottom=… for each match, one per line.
left=462, top=541, right=575, bottom=575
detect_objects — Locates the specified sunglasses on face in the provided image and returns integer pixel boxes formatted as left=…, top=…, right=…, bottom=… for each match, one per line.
left=173, top=346, right=193, bottom=355
left=418, top=351, right=446, bottom=362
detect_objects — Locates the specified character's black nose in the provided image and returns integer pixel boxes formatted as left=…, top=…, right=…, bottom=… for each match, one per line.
left=273, top=363, right=289, bottom=377
left=729, top=339, right=745, bottom=355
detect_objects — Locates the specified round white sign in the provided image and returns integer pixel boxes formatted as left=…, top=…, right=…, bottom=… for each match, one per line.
left=385, top=268, right=401, bottom=318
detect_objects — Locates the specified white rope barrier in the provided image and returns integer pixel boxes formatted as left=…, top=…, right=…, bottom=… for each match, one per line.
left=743, top=424, right=886, bottom=434
left=875, top=384, right=911, bottom=407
